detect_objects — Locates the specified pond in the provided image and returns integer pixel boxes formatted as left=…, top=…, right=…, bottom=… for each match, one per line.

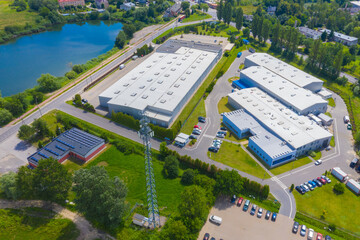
left=0, top=21, right=123, bottom=96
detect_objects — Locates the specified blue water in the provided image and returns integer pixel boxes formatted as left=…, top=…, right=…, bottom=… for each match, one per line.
left=0, top=21, right=123, bottom=96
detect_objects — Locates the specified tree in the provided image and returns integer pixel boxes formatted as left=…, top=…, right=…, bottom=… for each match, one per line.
left=16, top=165, right=35, bottom=198
left=0, top=108, right=13, bottom=125
left=242, top=27, right=250, bottom=39
left=37, top=73, right=60, bottom=93
left=261, top=19, right=271, bottom=43
left=0, top=172, right=19, bottom=200
left=160, top=220, right=188, bottom=240
left=217, top=0, right=223, bottom=21
left=73, top=166, right=128, bottom=228
left=178, top=185, right=208, bottom=232
left=123, top=24, right=136, bottom=38
left=321, top=31, right=327, bottom=42
left=115, top=31, right=127, bottom=48
left=191, top=4, right=198, bottom=14
left=181, top=169, right=195, bottom=185
left=32, top=158, right=72, bottom=202
left=65, top=70, right=76, bottom=79
left=185, top=8, right=190, bottom=17
left=32, top=118, right=51, bottom=138
left=290, top=184, right=294, bottom=192
left=328, top=30, right=334, bottom=41
left=235, top=7, right=243, bottom=31
left=18, top=124, right=35, bottom=140
left=201, top=3, right=208, bottom=12
left=163, top=155, right=179, bottom=179
left=215, top=169, right=243, bottom=196
left=181, top=1, right=190, bottom=11
left=333, top=183, right=344, bottom=194
left=223, top=3, right=232, bottom=25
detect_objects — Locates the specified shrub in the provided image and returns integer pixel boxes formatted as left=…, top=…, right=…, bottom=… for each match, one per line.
left=65, top=70, right=77, bottom=79
left=333, top=183, right=345, bottom=194
left=163, top=155, right=179, bottom=179
left=181, top=169, right=195, bottom=185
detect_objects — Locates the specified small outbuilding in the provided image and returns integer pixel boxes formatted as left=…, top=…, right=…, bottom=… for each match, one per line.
left=174, top=133, right=190, bottom=147
left=317, top=113, right=333, bottom=126
left=346, top=179, right=360, bottom=195
left=308, top=113, right=322, bottom=125
left=317, top=88, right=332, bottom=99
left=133, top=214, right=148, bottom=227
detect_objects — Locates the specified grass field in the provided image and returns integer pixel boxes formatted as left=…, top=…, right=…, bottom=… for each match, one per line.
left=65, top=145, right=185, bottom=216
left=312, top=151, right=322, bottom=160
left=0, top=0, right=38, bottom=30
left=328, top=97, right=336, bottom=107
left=217, top=96, right=235, bottom=114
left=330, top=136, right=335, bottom=147
left=294, top=175, right=360, bottom=235
left=208, top=141, right=271, bottom=179
left=181, top=98, right=206, bottom=135
left=0, top=208, right=79, bottom=240
left=269, top=156, right=312, bottom=176
left=182, top=11, right=212, bottom=23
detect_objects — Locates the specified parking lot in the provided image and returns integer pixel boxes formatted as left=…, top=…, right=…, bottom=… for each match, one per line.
left=198, top=197, right=309, bottom=240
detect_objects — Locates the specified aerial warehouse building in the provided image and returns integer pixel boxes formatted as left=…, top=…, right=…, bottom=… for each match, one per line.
left=224, top=88, right=332, bottom=167
left=99, top=40, right=222, bottom=127
left=244, top=53, right=324, bottom=93
left=238, top=66, right=328, bottom=115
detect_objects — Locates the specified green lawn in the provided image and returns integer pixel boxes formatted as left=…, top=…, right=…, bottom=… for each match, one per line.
left=0, top=208, right=79, bottom=240
left=182, top=11, right=212, bottom=23
left=218, top=96, right=235, bottom=114
left=294, top=175, right=360, bottom=235
left=66, top=145, right=185, bottom=216
left=330, top=136, right=335, bottom=147
left=180, top=98, right=206, bottom=135
left=0, top=0, right=38, bottom=30
left=312, top=151, right=322, bottom=160
left=269, top=156, right=312, bottom=176
left=325, top=112, right=332, bottom=118
left=208, top=141, right=271, bottom=179
left=328, top=97, right=336, bottom=107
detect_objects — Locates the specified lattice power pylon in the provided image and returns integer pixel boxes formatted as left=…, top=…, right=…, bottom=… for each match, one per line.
left=138, top=113, right=160, bottom=229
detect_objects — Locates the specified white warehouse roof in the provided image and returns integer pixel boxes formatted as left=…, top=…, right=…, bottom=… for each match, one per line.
left=228, top=87, right=332, bottom=149
left=99, top=47, right=218, bottom=120
left=241, top=66, right=327, bottom=114
left=245, top=53, right=323, bottom=91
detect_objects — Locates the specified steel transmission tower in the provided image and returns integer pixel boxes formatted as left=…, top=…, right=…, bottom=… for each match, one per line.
left=138, top=113, right=160, bottom=229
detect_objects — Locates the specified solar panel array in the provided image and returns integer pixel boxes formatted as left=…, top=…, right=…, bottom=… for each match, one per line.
left=44, top=147, right=59, bottom=156
left=38, top=152, right=49, bottom=159
left=56, top=139, right=75, bottom=149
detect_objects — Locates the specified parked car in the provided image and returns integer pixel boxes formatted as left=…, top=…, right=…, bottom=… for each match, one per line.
left=305, top=182, right=314, bottom=191
left=296, top=186, right=305, bottom=194
left=237, top=52, right=242, bottom=58
left=257, top=208, right=263, bottom=218
left=350, top=158, right=359, bottom=168
left=231, top=195, right=237, bottom=203
left=265, top=210, right=271, bottom=220
left=314, top=179, right=322, bottom=187
left=210, top=238, right=215, bottom=240
left=316, top=233, right=323, bottom=240
left=194, top=125, right=202, bottom=130
left=271, top=212, right=277, bottom=222
left=325, top=177, right=331, bottom=183
left=208, top=147, right=218, bottom=153
left=292, top=221, right=299, bottom=233
left=198, top=116, right=206, bottom=123
left=203, top=233, right=210, bottom=240
left=220, top=126, right=227, bottom=131
left=308, top=228, right=314, bottom=240
left=325, top=235, right=331, bottom=240
left=315, top=160, right=322, bottom=165
left=189, top=135, right=197, bottom=139
left=218, top=131, right=227, bottom=136
left=249, top=48, right=256, bottom=53
left=301, top=184, right=309, bottom=192
left=209, top=215, right=222, bottom=225
left=308, top=180, right=317, bottom=188
left=81, top=99, right=88, bottom=104
left=347, top=123, right=352, bottom=130
left=192, top=130, right=201, bottom=135
left=216, top=133, right=225, bottom=138
left=243, top=200, right=250, bottom=211
left=300, top=225, right=307, bottom=236
left=237, top=197, right=244, bottom=207
left=250, top=204, right=257, bottom=215
left=357, top=165, right=360, bottom=173
left=317, top=177, right=326, bottom=185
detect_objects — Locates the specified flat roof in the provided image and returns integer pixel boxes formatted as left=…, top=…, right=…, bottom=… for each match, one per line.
left=317, top=113, right=332, bottom=122
left=224, top=109, right=294, bottom=158
left=228, top=88, right=332, bottom=149
left=245, top=53, right=323, bottom=89
left=241, top=66, right=327, bottom=112
left=100, top=46, right=218, bottom=115
left=319, top=29, right=358, bottom=42
left=351, top=1, right=360, bottom=7
left=298, top=27, right=322, bottom=38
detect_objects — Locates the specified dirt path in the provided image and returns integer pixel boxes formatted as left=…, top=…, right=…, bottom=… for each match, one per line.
left=0, top=199, right=115, bottom=240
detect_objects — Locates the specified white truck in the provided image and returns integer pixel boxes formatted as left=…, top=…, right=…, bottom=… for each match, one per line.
left=346, top=179, right=360, bottom=195
left=209, top=215, right=222, bottom=225
left=344, top=115, right=350, bottom=123
left=331, top=167, right=348, bottom=182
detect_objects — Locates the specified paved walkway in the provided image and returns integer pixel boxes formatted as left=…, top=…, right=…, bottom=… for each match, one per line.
left=0, top=199, right=113, bottom=240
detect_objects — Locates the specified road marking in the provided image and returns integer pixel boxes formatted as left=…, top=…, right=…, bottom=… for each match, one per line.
left=271, top=176, right=287, bottom=189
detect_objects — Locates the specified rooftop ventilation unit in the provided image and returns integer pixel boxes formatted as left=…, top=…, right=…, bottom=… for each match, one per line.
left=200, top=57, right=204, bottom=60
left=142, top=95, right=148, bottom=99
left=147, top=79, right=153, bottom=82
left=154, top=72, right=160, bottom=75
left=277, top=121, right=284, bottom=125
left=123, top=83, right=129, bottom=87
left=146, top=65, right=151, bottom=68
left=167, top=62, right=172, bottom=64
left=173, top=56, right=177, bottom=59
left=140, top=71, right=145, bottom=74
left=191, top=66, right=196, bottom=69
left=139, top=85, right=145, bottom=89
left=174, top=84, right=180, bottom=88
left=167, top=91, right=173, bottom=95
left=157, top=80, right=163, bottom=84
left=160, top=99, right=166, bottom=103
left=185, top=55, right=190, bottom=57
left=165, top=74, right=170, bottom=77
left=159, top=55, right=164, bottom=58
left=114, top=90, right=120, bottom=94
left=203, top=53, right=208, bottom=56
left=161, top=67, right=166, bottom=70
left=181, top=77, right=186, bottom=81
left=176, top=63, right=182, bottom=66
left=171, top=68, right=176, bottom=71
left=131, top=93, right=137, bottom=97
left=150, top=87, right=156, bottom=91
left=131, top=77, right=137, bottom=80
left=153, top=60, right=157, bottom=63
left=186, top=71, right=191, bottom=74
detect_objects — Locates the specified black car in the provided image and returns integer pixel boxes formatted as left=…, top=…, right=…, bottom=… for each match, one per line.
left=203, top=233, right=210, bottom=240
left=208, top=147, right=218, bottom=153
left=295, top=186, right=305, bottom=194
left=356, top=165, right=360, bottom=173
left=271, top=212, right=277, bottom=222
left=325, top=235, right=332, bottom=240
left=210, top=238, right=215, bottom=240
left=189, top=135, right=197, bottom=139
left=220, top=126, right=227, bottom=131
left=249, top=48, right=256, bottom=53
left=198, top=116, right=206, bottom=123
left=250, top=204, right=257, bottom=215
left=292, top=221, right=299, bottom=233
left=265, top=210, right=271, bottom=220
left=315, top=179, right=322, bottom=187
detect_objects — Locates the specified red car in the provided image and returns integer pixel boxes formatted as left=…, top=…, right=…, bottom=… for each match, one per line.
left=194, top=125, right=202, bottom=130
left=316, top=233, right=323, bottom=240
left=317, top=177, right=326, bottom=185
left=237, top=197, right=244, bottom=207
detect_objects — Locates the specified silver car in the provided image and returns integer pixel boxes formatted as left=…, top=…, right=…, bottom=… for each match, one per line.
left=300, top=224, right=307, bottom=236
left=257, top=208, right=263, bottom=218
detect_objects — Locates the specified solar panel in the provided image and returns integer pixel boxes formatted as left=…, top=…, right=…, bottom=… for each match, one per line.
left=30, top=157, right=38, bottom=162
left=56, top=145, right=66, bottom=151
left=68, top=130, right=98, bottom=144
left=56, top=139, right=75, bottom=148
left=63, top=134, right=92, bottom=148
left=38, top=152, right=49, bottom=159
left=44, top=147, right=59, bottom=156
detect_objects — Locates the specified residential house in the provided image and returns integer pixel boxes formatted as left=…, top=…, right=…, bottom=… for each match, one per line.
left=58, top=0, right=85, bottom=8
left=120, top=2, right=135, bottom=11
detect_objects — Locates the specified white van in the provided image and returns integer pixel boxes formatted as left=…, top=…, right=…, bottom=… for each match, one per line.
left=344, top=115, right=350, bottom=123
left=209, top=215, right=222, bottom=225
left=119, top=64, right=125, bottom=70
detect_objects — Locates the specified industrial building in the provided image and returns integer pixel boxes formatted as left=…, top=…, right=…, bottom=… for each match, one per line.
left=224, top=88, right=332, bottom=167
left=298, top=27, right=322, bottom=39
left=99, top=40, right=222, bottom=127
left=27, top=128, right=105, bottom=168
left=244, top=53, right=324, bottom=93
left=319, top=29, right=358, bottom=46
left=238, top=66, right=328, bottom=115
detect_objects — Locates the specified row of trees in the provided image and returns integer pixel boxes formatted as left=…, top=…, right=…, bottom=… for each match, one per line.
left=217, top=0, right=243, bottom=31
left=0, top=159, right=128, bottom=229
